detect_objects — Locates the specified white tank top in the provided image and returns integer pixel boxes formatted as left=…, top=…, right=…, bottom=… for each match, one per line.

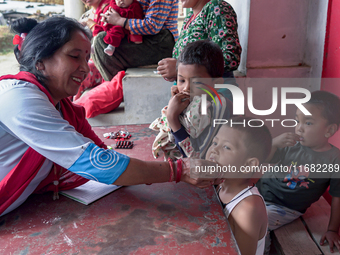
left=220, top=186, right=266, bottom=255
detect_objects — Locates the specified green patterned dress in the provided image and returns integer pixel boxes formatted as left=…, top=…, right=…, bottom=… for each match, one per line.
left=173, top=0, right=242, bottom=72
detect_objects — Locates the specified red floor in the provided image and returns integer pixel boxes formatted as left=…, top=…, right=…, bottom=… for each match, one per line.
left=0, top=124, right=240, bottom=255
left=92, top=124, right=163, bottom=161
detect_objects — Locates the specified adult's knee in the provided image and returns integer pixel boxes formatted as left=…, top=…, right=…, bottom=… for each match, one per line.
left=93, top=32, right=106, bottom=50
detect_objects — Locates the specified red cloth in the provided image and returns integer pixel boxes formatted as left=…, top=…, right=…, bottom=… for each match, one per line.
left=0, top=72, right=107, bottom=215
left=323, top=187, right=332, bottom=205
left=93, top=0, right=144, bottom=46
left=73, top=71, right=125, bottom=118
left=93, top=0, right=111, bottom=25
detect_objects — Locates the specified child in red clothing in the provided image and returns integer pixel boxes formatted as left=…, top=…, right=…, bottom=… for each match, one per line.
left=93, top=0, right=144, bottom=56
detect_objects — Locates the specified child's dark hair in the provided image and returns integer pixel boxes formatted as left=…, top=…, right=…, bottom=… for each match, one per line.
left=177, top=40, right=224, bottom=78
left=226, top=116, right=272, bottom=163
left=11, top=17, right=92, bottom=86
left=307, top=91, right=340, bottom=129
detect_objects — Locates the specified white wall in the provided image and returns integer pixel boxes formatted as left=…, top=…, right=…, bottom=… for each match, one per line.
left=64, top=0, right=84, bottom=20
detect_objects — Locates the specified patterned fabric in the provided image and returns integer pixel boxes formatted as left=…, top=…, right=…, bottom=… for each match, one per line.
left=172, top=0, right=241, bottom=71
left=129, top=0, right=179, bottom=40
left=69, top=143, right=130, bottom=184
left=150, top=95, right=231, bottom=160
left=149, top=106, right=184, bottom=160
left=149, top=96, right=210, bottom=159
left=264, top=202, right=303, bottom=254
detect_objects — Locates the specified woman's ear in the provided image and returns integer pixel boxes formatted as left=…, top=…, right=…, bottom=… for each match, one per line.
left=36, top=60, right=45, bottom=71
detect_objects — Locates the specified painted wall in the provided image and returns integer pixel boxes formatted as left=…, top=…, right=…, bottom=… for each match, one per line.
left=321, top=0, right=340, bottom=148
left=226, top=0, right=330, bottom=137
left=247, top=0, right=308, bottom=69
left=243, top=0, right=328, bottom=79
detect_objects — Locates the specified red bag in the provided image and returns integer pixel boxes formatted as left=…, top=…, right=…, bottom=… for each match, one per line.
left=73, top=71, right=125, bottom=118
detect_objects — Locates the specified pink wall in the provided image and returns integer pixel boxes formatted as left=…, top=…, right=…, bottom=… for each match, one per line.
left=322, top=0, right=340, bottom=148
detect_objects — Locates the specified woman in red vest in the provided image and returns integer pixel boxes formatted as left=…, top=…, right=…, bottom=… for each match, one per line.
left=0, top=17, right=218, bottom=216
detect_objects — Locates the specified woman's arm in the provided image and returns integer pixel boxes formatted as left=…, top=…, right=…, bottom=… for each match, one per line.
left=113, top=157, right=213, bottom=188
left=129, top=0, right=177, bottom=35
left=0, top=82, right=215, bottom=188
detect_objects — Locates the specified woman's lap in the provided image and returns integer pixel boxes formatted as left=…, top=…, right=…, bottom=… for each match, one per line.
left=92, top=29, right=175, bottom=81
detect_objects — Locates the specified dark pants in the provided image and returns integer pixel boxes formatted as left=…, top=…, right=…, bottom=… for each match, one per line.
left=92, top=29, right=175, bottom=81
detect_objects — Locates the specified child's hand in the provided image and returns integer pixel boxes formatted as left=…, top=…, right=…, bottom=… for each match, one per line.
left=171, top=85, right=179, bottom=97
left=100, top=7, right=122, bottom=26
left=166, top=92, right=190, bottom=132
left=320, top=230, right=340, bottom=253
left=167, top=92, right=190, bottom=118
left=273, top=132, right=301, bottom=149
left=157, top=58, right=177, bottom=82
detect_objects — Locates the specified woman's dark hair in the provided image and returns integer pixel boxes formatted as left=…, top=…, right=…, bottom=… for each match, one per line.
left=11, top=17, right=92, bottom=85
left=177, top=40, right=225, bottom=78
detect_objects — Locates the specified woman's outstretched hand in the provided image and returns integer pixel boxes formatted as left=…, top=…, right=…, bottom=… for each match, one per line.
left=181, top=158, right=224, bottom=188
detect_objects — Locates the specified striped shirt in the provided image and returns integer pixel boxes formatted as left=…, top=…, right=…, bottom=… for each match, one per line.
left=129, top=0, right=179, bottom=40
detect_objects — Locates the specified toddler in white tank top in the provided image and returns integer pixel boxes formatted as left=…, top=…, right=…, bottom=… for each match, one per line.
left=206, top=116, right=271, bottom=255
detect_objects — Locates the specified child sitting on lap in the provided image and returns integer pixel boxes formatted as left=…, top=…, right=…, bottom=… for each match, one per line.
left=150, top=40, right=232, bottom=160
left=257, top=90, right=340, bottom=254
left=207, top=116, right=272, bottom=255
left=93, top=0, right=143, bottom=56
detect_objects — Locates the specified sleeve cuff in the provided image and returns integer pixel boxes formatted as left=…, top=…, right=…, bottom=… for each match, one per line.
left=171, top=126, right=189, bottom=144
left=68, top=143, right=130, bottom=184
